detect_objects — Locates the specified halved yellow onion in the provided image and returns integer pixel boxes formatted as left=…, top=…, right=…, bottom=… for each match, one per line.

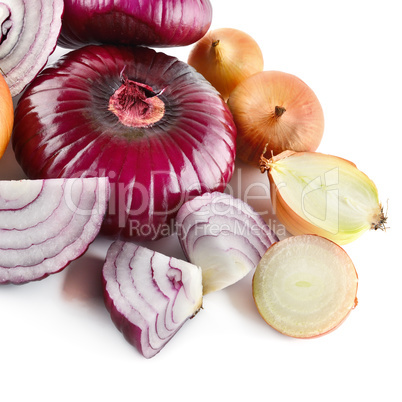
left=253, top=235, right=358, bottom=338
left=260, top=149, right=386, bottom=245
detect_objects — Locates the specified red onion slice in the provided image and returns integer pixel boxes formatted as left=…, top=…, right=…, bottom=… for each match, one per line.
left=0, top=0, right=64, bottom=97
left=176, top=192, right=279, bottom=294
left=0, top=177, right=109, bottom=284
left=102, top=241, right=203, bottom=359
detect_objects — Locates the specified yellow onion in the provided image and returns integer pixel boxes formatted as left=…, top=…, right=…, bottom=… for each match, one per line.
left=228, top=70, right=324, bottom=166
left=260, top=149, right=386, bottom=245
left=0, top=74, right=14, bottom=160
left=253, top=235, right=358, bottom=338
left=187, top=28, right=264, bottom=101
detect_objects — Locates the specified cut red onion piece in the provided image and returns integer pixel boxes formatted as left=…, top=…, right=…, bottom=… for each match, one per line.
left=0, top=177, right=109, bottom=284
left=176, top=192, right=279, bottom=294
left=58, top=0, right=212, bottom=49
left=0, top=0, right=64, bottom=97
left=12, top=45, right=237, bottom=241
left=102, top=241, right=203, bottom=359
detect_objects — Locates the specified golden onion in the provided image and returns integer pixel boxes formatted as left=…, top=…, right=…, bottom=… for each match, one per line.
left=188, top=28, right=264, bottom=101
left=228, top=70, right=324, bottom=166
left=260, top=149, right=386, bottom=245
left=0, top=74, right=14, bottom=160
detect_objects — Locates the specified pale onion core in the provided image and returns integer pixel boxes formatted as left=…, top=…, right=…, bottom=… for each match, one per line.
left=253, top=235, right=358, bottom=338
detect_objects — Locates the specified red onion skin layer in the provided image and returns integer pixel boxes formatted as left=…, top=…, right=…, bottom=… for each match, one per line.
left=176, top=192, right=279, bottom=293
left=0, top=0, right=64, bottom=97
left=102, top=241, right=203, bottom=358
left=12, top=45, right=236, bottom=241
left=58, top=0, right=213, bottom=49
left=0, top=177, right=109, bottom=285
left=103, top=287, right=144, bottom=353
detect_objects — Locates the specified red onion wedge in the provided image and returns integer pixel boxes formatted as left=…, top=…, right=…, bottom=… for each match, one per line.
left=176, top=192, right=279, bottom=294
left=0, top=0, right=64, bottom=97
left=12, top=45, right=236, bottom=241
left=102, top=241, right=203, bottom=359
left=58, top=0, right=212, bottom=49
left=0, top=177, right=109, bottom=284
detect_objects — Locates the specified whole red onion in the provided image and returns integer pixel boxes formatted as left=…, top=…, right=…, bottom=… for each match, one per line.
left=58, top=0, right=213, bottom=49
left=12, top=45, right=237, bottom=241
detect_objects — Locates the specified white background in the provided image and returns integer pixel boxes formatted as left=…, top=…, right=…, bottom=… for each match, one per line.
left=1, top=1, right=401, bottom=401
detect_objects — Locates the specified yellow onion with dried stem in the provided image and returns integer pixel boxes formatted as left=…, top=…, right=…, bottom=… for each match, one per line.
left=260, top=148, right=387, bottom=245
left=188, top=28, right=264, bottom=101
left=228, top=70, right=324, bottom=166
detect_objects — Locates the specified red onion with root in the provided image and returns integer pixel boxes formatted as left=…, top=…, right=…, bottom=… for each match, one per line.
left=12, top=45, right=237, bottom=241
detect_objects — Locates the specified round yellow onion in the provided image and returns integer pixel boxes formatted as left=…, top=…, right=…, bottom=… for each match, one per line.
left=0, top=74, right=14, bottom=160
left=228, top=70, right=325, bottom=166
left=187, top=28, right=264, bottom=101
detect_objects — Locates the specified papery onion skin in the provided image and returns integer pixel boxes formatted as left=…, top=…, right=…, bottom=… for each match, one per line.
left=102, top=241, right=203, bottom=358
left=0, top=177, right=109, bottom=284
left=228, top=70, right=324, bottom=166
left=261, top=150, right=386, bottom=245
left=12, top=45, right=237, bottom=241
left=188, top=28, right=264, bottom=101
left=176, top=191, right=278, bottom=294
left=0, top=0, right=64, bottom=97
left=58, top=0, right=213, bottom=49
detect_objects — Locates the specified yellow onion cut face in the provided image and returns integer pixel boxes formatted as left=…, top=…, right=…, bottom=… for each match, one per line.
left=228, top=70, right=324, bottom=166
left=188, top=28, right=264, bottom=101
left=261, top=150, right=386, bottom=245
left=253, top=235, right=358, bottom=339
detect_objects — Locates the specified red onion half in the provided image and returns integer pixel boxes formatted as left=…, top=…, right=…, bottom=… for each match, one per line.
left=103, top=241, right=203, bottom=358
left=12, top=45, right=237, bottom=241
left=58, top=0, right=212, bottom=49
left=0, top=177, right=109, bottom=284
left=0, top=0, right=64, bottom=97
left=176, top=192, right=278, bottom=293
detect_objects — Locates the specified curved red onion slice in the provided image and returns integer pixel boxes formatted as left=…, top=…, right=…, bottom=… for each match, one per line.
left=102, top=241, right=203, bottom=359
left=0, top=0, right=64, bottom=96
left=0, top=177, right=109, bottom=284
left=176, top=192, right=279, bottom=294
